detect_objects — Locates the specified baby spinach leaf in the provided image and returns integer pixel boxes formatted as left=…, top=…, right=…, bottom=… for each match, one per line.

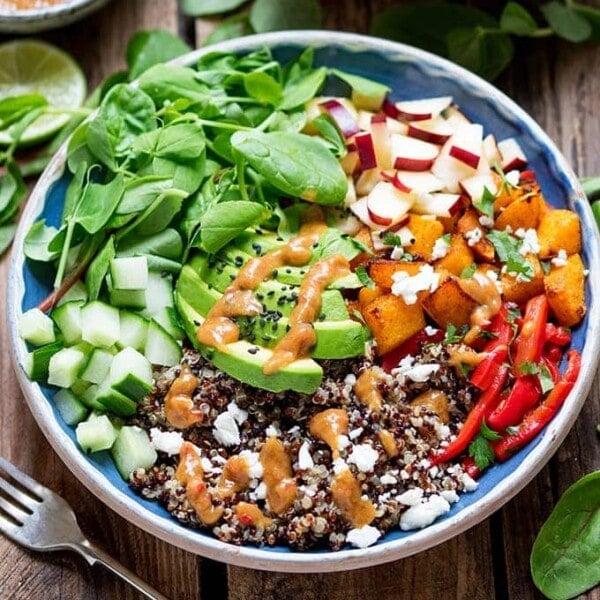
left=531, top=471, right=600, bottom=600
left=200, top=200, right=268, bottom=254
left=231, top=130, right=347, bottom=205
left=118, top=176, right=173, bottom=215
left=0, top=222, right=16, bottom=255
left=541, top=1, right=592, bottom=42
left=124, top=189, right=187, bottom=237
left=181, top=0, right=247, bottom=17
left=204, top=12, right=253, bottom=46
left=126, top=30, right=191, bottom=80
left=0, top=160, right=26, bottom=223
left=153, top=155, right=205, bottom=195
left=117, top=228, right=183, bottom=261
left=133, top=121, right=206, bottom=163
left=85, top=236, right=115, bottom=301
left=23, top=221, right=60, bottom=262
left=75, top=174, right=124, bottom=234
left=61, top=162, right=88, bottom=223
left=0, top=94, right=47, bottom=129
left=279, top=67, right=327, bottom=111
left=267, top=110, right=307, bottom=133
left=243, top=71, right=282, bottom=106
left=310, top=114, right=347, bottom=158
left=249, top=0, right=323, bottom=32
left=500, top=2, right=539, bottom=36
left=313, top=228, right=367, bottom=261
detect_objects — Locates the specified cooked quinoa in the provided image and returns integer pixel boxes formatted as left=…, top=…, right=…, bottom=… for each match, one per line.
left=126, top=341, right=481, bottom=551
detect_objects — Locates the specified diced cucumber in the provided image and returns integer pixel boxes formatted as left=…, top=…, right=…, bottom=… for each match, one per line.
left=109, top=256, right=148, bottom=290
left=53, top=389, right=88, bottom=426
left=142, top=271, right=174, bottom=318
left=24, top=340, right=64, bottom=381
left=152, top=306, right=185, bottom=341
left=19, top=308, right=56, bottom=346
left=76, top=413, right=118, bottom=453
left=80, top=301, right=120, bottom=348
left=118, top=311, right=148, bottom=352
left=107, top=275, right=147, bottom=309
left=70, top=379, right=92, bottom=397
left=48, top=346, right=87, bottom=388
left=79, top=347, right=115, bottom=385
left=57, top=280, right=88, bottom=306
left=109, top=347, right=153, bottom=401
left=95, top=381, right=138, bottom=416
left=111, top=426, right=157, bottom=480
left=80, top=384, right=107, bottom=412
left=52, top=300, right=84, bottom=345
left=145, top=320, right=182, bottom=367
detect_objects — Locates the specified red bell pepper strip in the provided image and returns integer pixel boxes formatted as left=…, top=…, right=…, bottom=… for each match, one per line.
left=544, top=323, right=571, bottom=346
left=487, top=374, right=541, bottom=431
left=513, top=294, right=548, bottom=375
left=431, top=364, right=508, bottom=465
left=540, top=354, right=560, bottom=385
left=380, top=327, right=444, bottom=373
left=469, top=344, right=508, bottom=391
left=493, top=350, right=581, bottom=462
left=544, top=343, right=563, bottom=364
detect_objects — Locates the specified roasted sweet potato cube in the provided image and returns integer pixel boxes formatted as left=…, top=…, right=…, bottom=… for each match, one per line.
left=350, top=226, right=375, bottom=270
left=405, top=214, right=445, bottom=261
left=537, top=209, right=582, bottom=259
left=361, top=293, right=426, bottom=354
left=434, top=234, right=474, bottom=277
left=358, top=284, right=386, bottom=307
left=500, top=254, right=545, bottom=305
left=420, top=278, right=478, bottom=329
left=368, top=259, right=425, bottom=289
left=457, top=209, right=495, bottom=263
left=544, top=253, right=586, bottom=327
left=494, top=194, right=542, bottom=232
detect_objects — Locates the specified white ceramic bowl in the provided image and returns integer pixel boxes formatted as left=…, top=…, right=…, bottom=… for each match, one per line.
left=7, top=31, right=600, bottom=572
left=0, top=0, right=110, bottom=33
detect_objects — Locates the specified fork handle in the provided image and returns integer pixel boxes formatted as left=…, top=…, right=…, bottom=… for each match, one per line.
left=73, top=539, right=169, bottom=600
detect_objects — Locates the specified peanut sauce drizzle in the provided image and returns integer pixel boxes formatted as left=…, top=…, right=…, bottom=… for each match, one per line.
left=164, top=364, right=203, bottom=429
left=196, top=221, right=350, bottom=374
left=331, top=468, right=376, bottom=528
left=259, top=438, right=297, bottom=514
left=458, top=273, right=502, bottom=344
left=216, top=455, right=251, bottom=500
left=235, top=502, right=273, bottom=529
left=354, top=368, right=384, bottom=413
left=378, top=430, right=399, bottom=457
left=410, top=389, right=450, bottom=424
left=309, top=409, right=349, bottom=460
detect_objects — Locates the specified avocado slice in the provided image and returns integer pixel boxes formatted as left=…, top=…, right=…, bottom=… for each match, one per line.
left=175, top=294, right=323, bottom=394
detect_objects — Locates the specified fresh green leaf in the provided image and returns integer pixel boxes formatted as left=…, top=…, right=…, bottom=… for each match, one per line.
left=0, top=94, right=47, bottom=130
left=117, top=176, right=173, bottom=215
left=382, top=232, right=404, bottom=247
left=500, top=2, right=539, bottom=36
left=231, top=130, right=347, bottom=205
left=200, top=200, right=268, bottom=254
left=444, top=323, right=467, bottom=344
left=279, top=67, right=327, bottom=111
left=126, top=30, right=191, bottom=80
left=85, top=236, right=115, bottom=301
left=573, top=4, right=600, bottom=42
left=204, top=12, right=253, bottom=46
left=486, top=229, right=519, bottom=261
left=61, top=162, right=88, bottom=223
left=460, top=263, right=477, bottom=279
left=181, top=0, right=247, bottom=17
left=243, top=71, right=282, bottom=106
left=313, top=229, right=367, bottom=262
left=0, top=222, right=16, bottom=255
left=355, top=265, right=375, bottom=289
left=480, top=420, right=502, bottom=441
left=538, top=364, right=555, bottom=394
left=309, top=114, right=346, bottom=158
left=506, top=252, right=534, bottom=281
left=133, top=121, right=206, bottom=163
left=117, top=228, right=183, bottom=261
left=330, top=68, right=390, bottom=110
left=473, top=185, right=496, bottom=218
left=0, top=160, right=26, bottom=223
left=468, top=435, right=496, bottom=470
left=249, top=0, right=323, bottom=32
left=75, top=175, right=124, bottom=234
left=123, top=188, right=187, bottom=237
left=519, top=361, right=540, bottom=375
left=23, top=221, right=60, bottom=262
left=531, top=471, right=600, bottom=600
left=267, top=110, right=307, bottom=133
left=541, top=1, right=592, bottom=42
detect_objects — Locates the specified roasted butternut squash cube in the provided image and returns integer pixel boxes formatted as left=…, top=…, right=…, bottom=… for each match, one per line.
left=537, top=209, right=581, bottom=259
left=500, top=254, right=545, bottom=305
left=405, top=214, right=445, bottom=261
left=457, top=209, right=495, bottom=263
left=544, top=253, right=586, bottom=327
left=420, top=278, right=478, bottom=329
left=368, top=259, right=425, bottom=289
left=358, top=284, right=386, bottom=308
left=434, top=233, right=474, bottom=277
left=361, top=293, right=426, bottom=354
left=494, top=194, right=542, bottom=232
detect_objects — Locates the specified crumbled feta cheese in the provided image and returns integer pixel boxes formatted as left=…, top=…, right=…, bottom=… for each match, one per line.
left=478, top=215, right=494, bottom=228
left=518, top=228, right=540, bottom=256
left=400, top=494, right=451, bottom=530
left=390, top=245, right=405, bottom=260
left=265, top=424, right=280, bottom=437
left=200, top=457, right=214, bottom=473
left=425, top=326, right=439, bottom=336
left=349, top=427, right=364, bottom=440
left=347, top=443, right=379, bottom=472
left=227, top=401, right=248, bottom=425
left=464, top=228, right=483, bottom=247
left=461, top=473, right=479, bottom=492
left=380, top=473, right=398, bottom=485
left=396, top=487, right=424, bottom=506
left=391, top=264, right=440, bottom=304
left=254, top=481, right=267, bottom=500
left=239, top=450, right=263, bottom=479
left=346, top=525, right=381, bottom=549
left=338, top=434, right=351, bottom=451
left=551, top=249, right=568, bottom=267
left=441, top=490, right=460, bottom=504
left=486, top=269, right=503, bottom=294
left=404, top=363, right=440, bottom=382
left=505, top=170, right=520, bottom=186
left=213, top=412, right=240, bottom=447
left=149, top=428, right=184, bottom=455
left=431, top=236, right=450, bottom=260
left=344, top=373, right=357, bottom=386
left=298, top=441, right=314, bottom=470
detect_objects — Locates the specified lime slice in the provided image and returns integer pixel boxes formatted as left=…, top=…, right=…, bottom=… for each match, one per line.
left=0, top=39, right=86, bottom=146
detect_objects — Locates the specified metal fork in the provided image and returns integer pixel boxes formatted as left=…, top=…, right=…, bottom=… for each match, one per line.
left=0, top=455, right=169, bottom=600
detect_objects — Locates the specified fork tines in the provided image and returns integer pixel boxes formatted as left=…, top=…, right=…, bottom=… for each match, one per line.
left=0, top=456, right=43, bottom=525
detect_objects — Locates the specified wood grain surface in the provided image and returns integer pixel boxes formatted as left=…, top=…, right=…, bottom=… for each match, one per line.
left=0, top=1, right=598, bottom=599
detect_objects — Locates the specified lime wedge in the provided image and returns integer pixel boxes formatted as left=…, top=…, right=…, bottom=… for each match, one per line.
left=0, top=39, right=86, bottom=146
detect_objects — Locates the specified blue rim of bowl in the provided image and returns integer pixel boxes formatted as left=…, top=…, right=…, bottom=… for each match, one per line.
left=7, top=31, right=600, bottom=572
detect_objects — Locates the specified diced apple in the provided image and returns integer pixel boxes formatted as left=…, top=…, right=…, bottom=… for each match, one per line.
left=448, top=124, right=483, bottom=169
left=442, top=106, right=472, bottom=128
left=357, top=110, right=375, bottom=132
left=355, top=132, right=378, bottom=171
left=407, top=117, right=454, bottom=145
left=498, top=137, right=527, bottom=171
left=350, top=197, right=385, bottom=230
left=320, top=99, right=360, bottom=138
left=394, top=96, right=453, bottom=121
left=391, top=134, right=440, bottom=171
left=393, top=170, right=445, bottom=193
left=371, top=221, right=412, bottom=250
left=340, top=144, right=360, bottom=175
left=355, top=168, right=381, bottom=196
left=460, top=173, right=498, bottom=204
left=411, top=192, right=463, bottom=218
left=431, top=136, right=478, bottom=193
left=483, top=134, right=501, bottom=166
left=370, top=114, right=393, bottom=170
left=343, top=175, right=357, bottom=207
left=382, top=97, right=400, bottom=120
left=367, top=181, right=414, bottom=226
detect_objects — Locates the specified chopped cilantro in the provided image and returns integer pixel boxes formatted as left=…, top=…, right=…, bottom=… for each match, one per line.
left=444, top=323, right=467, bottom=344
left=355, top=265, right=375, bottom=289
left=382, top=232, right=404, bottom=246
left=460, top=263, right=477, bottom=279
left=480, top=420, right=502, bottom=441
left=468, top=436, right=496, bottom=471
left=540, top=260, right=551, bottom=275
left=487, top=229, right=534, bottom=282
left=538, top=364, right=555, bottom=394
left=519, top=361, right=539, bottom=376
left=441, top=233, right=451, bottom=244
left=507, top=304, right=522, bottom=323
left=506, top=252, right=534, bottom=281
left=492, top=163, right=519, bottom=190
left=473, top=186, right=496, bottom=218
left=400, top=252, right=414, bottom=262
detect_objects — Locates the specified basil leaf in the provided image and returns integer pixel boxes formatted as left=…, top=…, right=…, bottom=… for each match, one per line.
left=85, top=236, right=115, bottom=301
left=181, top=0, right=247, bottom=17
left=200, top=200, right=269, bottom=254
left=126, top=30, right=191, bottom=80
left=23, top=221, right=60, bottom=262
left=0, top=222, right=16, bottom=255
left=500, top=2, right=539, bottom=36
left=231, top=130, right=347, bottom=206
left=531, top=471, right=600, bottom=600
left=250, top=0, right=322, bottom=31
left=541, top=1, right=592, bottom=42
left=204, top=12, right=253, bottom=46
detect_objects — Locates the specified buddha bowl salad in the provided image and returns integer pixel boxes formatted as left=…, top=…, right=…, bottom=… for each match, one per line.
left=19, top=48, right=586, bottom=551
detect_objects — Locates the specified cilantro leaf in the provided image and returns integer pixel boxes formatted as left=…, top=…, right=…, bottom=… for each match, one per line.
left=473, top=185, right=496, bottom=218
left=487, top=229, right=534, bottom=282
left=460, top=263, right=477, bottom=279
left=480, top=420, right=502, bottom=441
left=382, top=232, right=404, bottom=246
left=506, top=252, right=535, bottom=281
left=538, top=364, right=555, bottom=394
left=468, top=435, right=496, bottom=471
left=444, top=323, right=467, bottom=344
left=519, top=361, right=539, bottom=375
left=355, top=265, right=375, bottom=289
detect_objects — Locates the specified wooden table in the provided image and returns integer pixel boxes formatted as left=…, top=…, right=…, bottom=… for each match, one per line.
left=0, top=1, right=598, bottom=598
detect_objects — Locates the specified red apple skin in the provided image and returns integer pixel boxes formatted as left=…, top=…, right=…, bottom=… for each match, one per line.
left=449, top=145, right=480, bottom=169
left=382, top=98, right=400, bottom=119
left=407, top=122, right=452, bottom=145
left=502, top=157, right=527, bottom=171
left=320, top=99, right=360, bottom=138
left=395, top=108, right=431, bottom=122
left=355, top=132, right=378, bottom=171
left=367, top=207, right=393, bottom=227
left=384, top=214, right=411, bottom=232
left=393, top=156, right=434, bottom=171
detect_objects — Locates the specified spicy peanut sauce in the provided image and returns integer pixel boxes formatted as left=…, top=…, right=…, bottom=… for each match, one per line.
left=171, top=225, right=501, bottom=527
